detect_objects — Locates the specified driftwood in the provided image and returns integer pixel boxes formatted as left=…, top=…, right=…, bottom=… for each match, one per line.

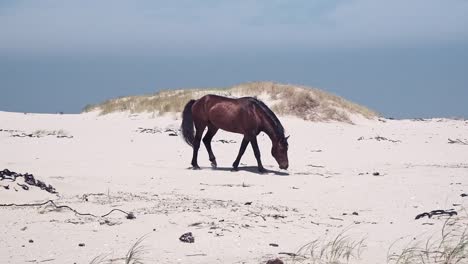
left=448, top=138, right=468, bottom=145
left=415, top=209, right=457, bottom=220
left=0, top=200, right=135, bottom=219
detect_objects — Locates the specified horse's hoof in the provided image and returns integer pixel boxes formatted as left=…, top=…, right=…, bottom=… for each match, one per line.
left=231, top=167, right=239, bottom=172
left=192, top=165, right=201, bottom=170
left=211, top=161, right=217, bottom=168
left=258, top=168, right=267, bottom=173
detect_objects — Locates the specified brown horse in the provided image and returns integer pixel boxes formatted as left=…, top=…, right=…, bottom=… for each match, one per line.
left=181, top=94, right=289, bottom=172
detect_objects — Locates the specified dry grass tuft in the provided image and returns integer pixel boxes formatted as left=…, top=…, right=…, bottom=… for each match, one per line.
left=88, top=235, right=148, bottom=264
left=387, top=217, right=468, bottom=264
left=124, top=235, right=147, bottom=264
left=83, top=81, right=378, bottom=123
left=89, top=254, right=110, bottom=264
left=292, top=228, right=366, bottom=264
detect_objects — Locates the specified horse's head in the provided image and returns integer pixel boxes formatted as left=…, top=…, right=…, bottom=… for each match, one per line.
left=272, top=135, right=289, bottom=170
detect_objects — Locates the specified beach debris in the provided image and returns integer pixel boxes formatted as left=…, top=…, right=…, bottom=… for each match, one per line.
left=279, top=252, right=299, bottom=257
left=78, top=243, right=85, bottom=247
left=266, top=258, right=284, bottom=264
left=269, top=243, right=279, bottom=247
left=136, top=127, right=180, bottom=136
left=136, top=127, right=159, bottom=134
left=270, top=214, right=286, bottom=219
left=165, top=128, right=179, bottom=136
left=359, top=171, right=384, bottom=177
left=200, top=182, right=252, bottom=188
left=216, top=139, right=236, bottom=144
left=0, top=200, right=135, bottom=220
left=17, top=183, right=29, bottom=190
left=343, top=211, right=359, bottom=216
left=186, top=253, right=207, bottom=257
left=461, top=193, right=467, bottom=197
left=448, top=138, right=468, bottom=145
left=126, top=212, right=136, bottom=219
left=0, top=169, right=57, bottom=194
left=29, top=239, right=34, bottom=243
left=179, top=232, right=195, bottom=243
left=10, top=130, right=72, bottom=139
left=307, top=164, right=325, bottom=168
left=245, top=211, right=266, bottom=221
left=244, top=202, right=252, bottom=205
left=415, top=209, right=457, bottom=220
left=99, top=219, right=121, bottom=226
left=358, top=136, right=400, bottom=143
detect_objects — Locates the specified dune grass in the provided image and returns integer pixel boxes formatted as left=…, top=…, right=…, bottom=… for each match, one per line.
left=89, top=235, right=148, bottom=264
left=387, top=217, right=468, bottom=264
left=292, top=228, right=366, bottom=264
left=83, top=81, right=378, bottom=123
left=87, top=217, right=468, bottom=264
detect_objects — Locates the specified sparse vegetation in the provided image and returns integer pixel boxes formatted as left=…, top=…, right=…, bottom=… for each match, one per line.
left=292, top=228, right=366, bottom=264
left=32, top=129, right=71, bottom=138
left=89, top=235, right=148, bottom=264
left=124, top=235, right=147, bottom=264
left=83, top=82, right=378, bottom=123
left=387, top=217, right=468, bottom=264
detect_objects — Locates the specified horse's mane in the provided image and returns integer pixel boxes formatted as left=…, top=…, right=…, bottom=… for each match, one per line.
left=247, top=97, right=285, bottom=139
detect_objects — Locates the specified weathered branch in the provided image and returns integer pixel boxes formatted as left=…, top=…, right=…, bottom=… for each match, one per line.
left=0, top=200, right=135, bottom=219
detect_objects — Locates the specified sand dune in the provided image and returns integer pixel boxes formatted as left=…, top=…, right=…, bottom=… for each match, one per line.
left=0, top=111, right=467, bottom=263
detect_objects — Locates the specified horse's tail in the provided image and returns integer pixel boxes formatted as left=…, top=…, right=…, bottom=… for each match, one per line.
left=181, top=99, right=196, bottom=146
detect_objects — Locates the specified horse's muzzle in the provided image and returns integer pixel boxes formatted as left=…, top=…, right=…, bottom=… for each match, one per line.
left=279, top=164, right=289, bottom=170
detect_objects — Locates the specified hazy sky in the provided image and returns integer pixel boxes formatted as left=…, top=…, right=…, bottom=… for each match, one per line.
left=1, top=0, right=467, bottom=118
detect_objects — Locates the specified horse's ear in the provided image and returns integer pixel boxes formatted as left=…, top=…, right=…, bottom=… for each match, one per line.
left=286, top=135, right=290, bottom=141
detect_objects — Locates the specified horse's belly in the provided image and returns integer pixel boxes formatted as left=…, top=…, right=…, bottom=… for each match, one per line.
left=208, top=105, right=246, bottom=134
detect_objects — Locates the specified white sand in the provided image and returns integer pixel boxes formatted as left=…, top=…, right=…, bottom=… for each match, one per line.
left=0, top=111, right=467, bottom=264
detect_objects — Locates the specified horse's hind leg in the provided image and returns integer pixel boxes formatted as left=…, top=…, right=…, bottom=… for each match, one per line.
left=232, top=136, right=249, bottom=171
left=191, top=122, right=206, bottom=169
left=203, top=124, right=219, bottom=168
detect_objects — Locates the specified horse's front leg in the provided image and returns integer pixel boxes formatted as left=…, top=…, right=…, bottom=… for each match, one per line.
left=232, top=137, right=249, bottom=171
left=250, top=137, right=267, bottom=173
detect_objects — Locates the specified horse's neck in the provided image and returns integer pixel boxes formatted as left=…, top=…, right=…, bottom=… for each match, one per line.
left=261, top=118, right=279, bottom=143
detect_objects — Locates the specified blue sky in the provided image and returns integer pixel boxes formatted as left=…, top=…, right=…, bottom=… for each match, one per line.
left=1, top=0, right=467, bottom=118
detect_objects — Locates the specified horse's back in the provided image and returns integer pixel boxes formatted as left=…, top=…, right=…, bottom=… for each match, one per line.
left=192, top=95, right=258, bottom=133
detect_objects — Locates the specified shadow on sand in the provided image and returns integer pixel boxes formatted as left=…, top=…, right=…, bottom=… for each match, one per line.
left=189, top=166, right=289, bottom=176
